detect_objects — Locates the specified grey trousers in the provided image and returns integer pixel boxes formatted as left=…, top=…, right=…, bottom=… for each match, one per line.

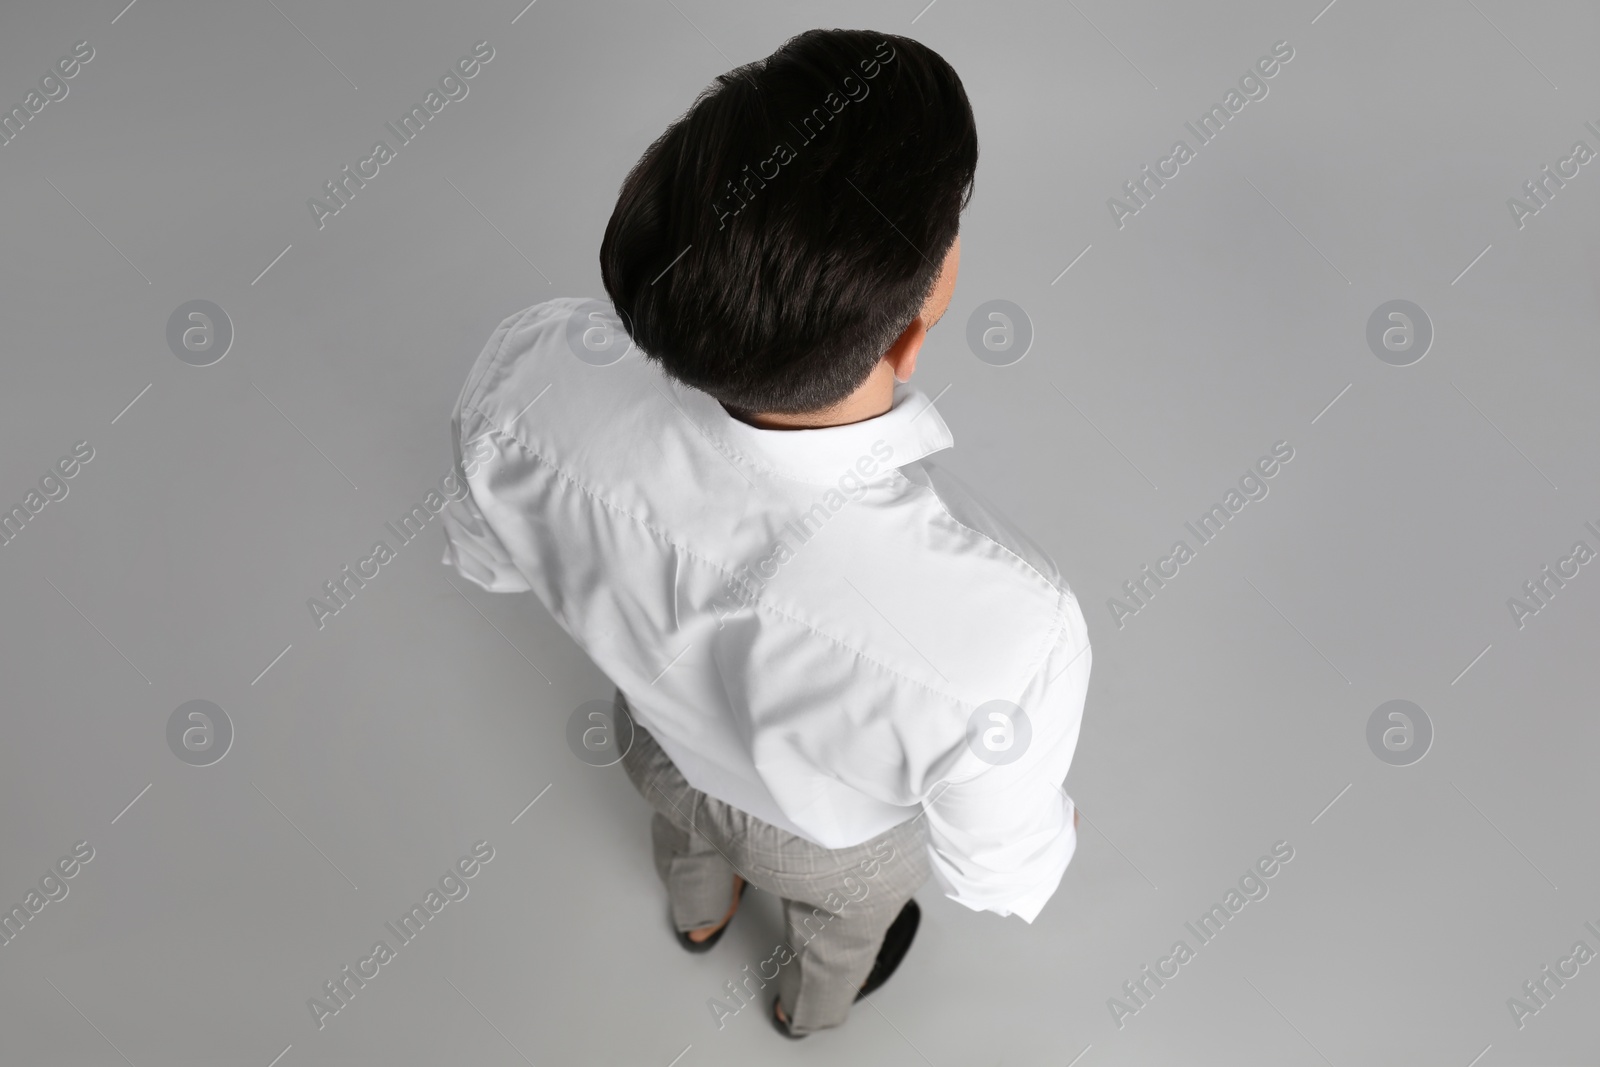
left=616, top=689, right=932, bottom=1035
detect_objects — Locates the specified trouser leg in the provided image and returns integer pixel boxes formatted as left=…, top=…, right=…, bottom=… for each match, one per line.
left=618, top=695, right=740, bottom=932
left=774, top=817, right=931, bottom=1034
left=649, top=809, right=740, bottom=931
left=615, top=686, right=933, bottom=1034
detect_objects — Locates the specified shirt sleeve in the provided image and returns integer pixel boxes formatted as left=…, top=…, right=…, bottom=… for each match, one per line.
left=438, top=431, right=530, bottom=592
left=921, top=592, right=1092, bottom=922
left=438, top=315, right=533, bottom=595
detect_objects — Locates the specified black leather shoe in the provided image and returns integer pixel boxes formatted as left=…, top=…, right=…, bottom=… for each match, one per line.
left=856, top=899, right=920, bottom=1000
left=674, top=875, right=744, bottom=953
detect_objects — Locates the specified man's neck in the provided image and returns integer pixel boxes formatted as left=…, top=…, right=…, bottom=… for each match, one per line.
left=727, top=362, right=897, bottom=430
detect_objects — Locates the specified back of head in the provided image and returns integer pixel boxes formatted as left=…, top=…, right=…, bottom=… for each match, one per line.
left=600, top=29, right=978, bottom=416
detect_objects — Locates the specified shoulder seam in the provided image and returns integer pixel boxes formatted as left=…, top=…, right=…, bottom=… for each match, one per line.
left=461, top=302, right=563, bottom=420
left=890, top=465, right=1067, bottom=689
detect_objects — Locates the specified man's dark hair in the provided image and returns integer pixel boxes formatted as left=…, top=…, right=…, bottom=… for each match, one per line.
left=600, top=29, right=978, bottom=415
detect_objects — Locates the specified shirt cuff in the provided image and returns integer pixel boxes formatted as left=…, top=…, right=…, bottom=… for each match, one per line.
left=925, top=817, right=1077, bottom=923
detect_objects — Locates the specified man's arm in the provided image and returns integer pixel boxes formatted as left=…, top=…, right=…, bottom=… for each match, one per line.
left=438, top=338, right=532, bottom=594
left=439, top=425, right=531, bottom=593
left=921, top=593, right=1091, bottom=922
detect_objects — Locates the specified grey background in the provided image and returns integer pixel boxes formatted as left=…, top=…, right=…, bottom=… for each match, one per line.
left=1, top=0, right=1596, bottom=1064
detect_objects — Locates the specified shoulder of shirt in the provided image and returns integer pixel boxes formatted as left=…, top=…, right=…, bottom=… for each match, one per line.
left=458, top=297, right=593, bottom=420
left=455, top=299, right=1084, bottom=697
left=908, top=458, right=1071, bottom=599
left=903, top=456, right=1085, bottom=687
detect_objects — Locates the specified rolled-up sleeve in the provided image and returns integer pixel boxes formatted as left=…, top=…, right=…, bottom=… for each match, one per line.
left=922, top=593, right=1092, bottom=922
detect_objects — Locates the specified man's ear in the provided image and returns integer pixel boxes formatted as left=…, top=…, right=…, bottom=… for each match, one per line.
left=884, top=317, right=926, bottom=383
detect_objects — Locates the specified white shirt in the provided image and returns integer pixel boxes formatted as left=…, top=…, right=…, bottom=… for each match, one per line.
left=440, top=298, right=1092, bottom=922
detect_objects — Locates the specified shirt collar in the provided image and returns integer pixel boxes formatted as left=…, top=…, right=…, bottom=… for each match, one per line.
left=665, top=371, right=955, bottom=486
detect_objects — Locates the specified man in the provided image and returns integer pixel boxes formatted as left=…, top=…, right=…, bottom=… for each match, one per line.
left=440, top=28, right=1091, bottom=1038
